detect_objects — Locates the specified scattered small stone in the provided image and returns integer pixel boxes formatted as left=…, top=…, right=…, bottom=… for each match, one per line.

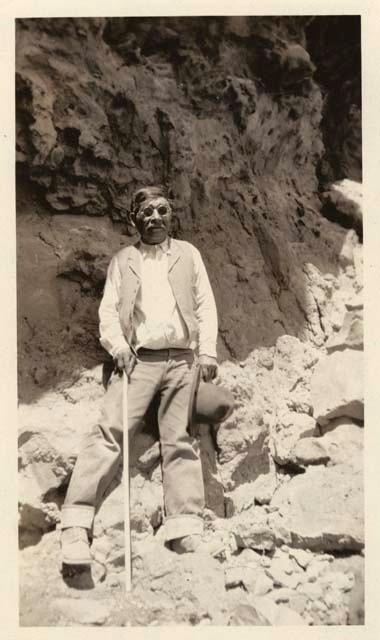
left=253, top=573, right=273, bottom=596
left=257, top=352, right=274, bottom=369
left=254, top=596, right=308, bottom=626
left=225, top=566, right=252, bottom=589
left=323, top=591, right=338, bottom=609
left=320, top=571, right=354, bottom=592
left=288, top=548, right=311, bottom=569
left=229, top=548, right=263, bottom=567
left=306, top=559, right=330, bottom=581
left=314, top=599, right=328, bottom=612
left=298, top=582, right=324, bottom=600
left=107, top=572, right=121, bottom=587
left=286, top=593, right=309, bottom=616
left=228, top=603, right=271, bottom=625
left=234, top=523, right=277, bottom=552
left=260, top=555, right=272, bottom=568
left=320, top=552, right=334, bottom=562
left=268, top=555, right=295, bottom=577
left=266, top=562, right=302, bottom=590
left=272, top=587, right=292, bottom=603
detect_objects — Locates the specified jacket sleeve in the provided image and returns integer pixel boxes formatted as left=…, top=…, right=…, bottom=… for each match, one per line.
left=191, top=246, right=218, bottom=358
left=98, top=256, right=130, bottom=357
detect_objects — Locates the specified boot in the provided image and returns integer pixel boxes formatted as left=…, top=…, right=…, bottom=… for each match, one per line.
left=61, top=526, right=91, bottom=565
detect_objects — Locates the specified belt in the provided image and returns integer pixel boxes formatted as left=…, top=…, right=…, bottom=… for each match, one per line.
left=137, top=347, right=193, bottom=360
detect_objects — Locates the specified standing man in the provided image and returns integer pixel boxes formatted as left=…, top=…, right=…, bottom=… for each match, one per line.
left=60, top=186, right=218, bottom=564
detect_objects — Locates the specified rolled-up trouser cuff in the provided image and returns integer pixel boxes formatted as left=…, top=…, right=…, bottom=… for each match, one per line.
left=164, top=514, right=204, bottom=542
left=60, top=505, right=95, bottom=530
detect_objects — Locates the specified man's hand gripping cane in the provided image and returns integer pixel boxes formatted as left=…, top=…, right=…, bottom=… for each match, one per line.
left=114, top=346, right=137, bottom=378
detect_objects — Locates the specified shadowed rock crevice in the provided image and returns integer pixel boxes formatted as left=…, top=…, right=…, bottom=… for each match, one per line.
left=305, top=16, right=361, bottom=184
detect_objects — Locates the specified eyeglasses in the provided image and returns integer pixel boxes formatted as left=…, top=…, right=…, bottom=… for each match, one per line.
left=139, top=204, right=171, bottom=217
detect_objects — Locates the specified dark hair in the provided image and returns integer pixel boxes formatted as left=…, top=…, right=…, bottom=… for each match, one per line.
left=130, top=186, right=171, bottom=215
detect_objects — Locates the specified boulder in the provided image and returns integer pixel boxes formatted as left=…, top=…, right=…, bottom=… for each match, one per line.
left=232, top=505, right=291, bottom=551
left=325, top=305, right=363, bottom=352
left=338, top=229, right=358, bottom=267
left=225, top=463, right=277, bottom=513
left=225, top=566, right=270, bottom=593
left=18, top=430, right=73, bottom=541
left=52, top=598, right=111, bottom=625
left=291, top=437, right=330, bottom=466
left=251, top=471, right=278, bottom=506
left=234, top=526, right=278, bottom=553
left=310, top=350, right=364, bottom=426
left=321, top=179, right=363, bottom=236
left=217, top=419, right=271, bottom=491
left=217, top=336, right=319, bottom=489
left=319, top=419, right=363, bottom=466
left=253, top=573, right=274, bottom=596
left=18, top=430, right=73, bottom=500
left=228, top=547, right=264, bottom=566
left=271, top=411, right=317, bottom=465
left=271, top=464, right=364, bottom=551
left=252, top=596, right=308, bottom=625
left=228, top=603, right=271, bottom=625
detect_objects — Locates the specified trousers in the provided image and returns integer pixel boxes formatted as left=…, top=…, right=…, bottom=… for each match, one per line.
left=61, top=348, right=205, bottom=541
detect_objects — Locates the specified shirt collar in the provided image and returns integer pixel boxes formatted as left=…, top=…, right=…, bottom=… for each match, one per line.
left=140, top=237, right=171, bottom=255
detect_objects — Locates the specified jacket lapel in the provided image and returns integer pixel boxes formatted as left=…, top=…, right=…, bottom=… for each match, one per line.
left=168, top=238, right=181, bottom=272
left=127, top=242, right=141, bottom=279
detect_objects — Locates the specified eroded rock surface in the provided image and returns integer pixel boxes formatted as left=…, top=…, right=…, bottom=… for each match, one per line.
left=17, top=16, right=360, bottom=402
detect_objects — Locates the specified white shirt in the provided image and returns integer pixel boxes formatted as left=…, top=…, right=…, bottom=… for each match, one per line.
left=99, top=239, right=218, bottom=358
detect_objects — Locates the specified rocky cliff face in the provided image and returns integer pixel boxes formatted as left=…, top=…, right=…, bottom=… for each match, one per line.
left=17, top=16, right=363, bottom=626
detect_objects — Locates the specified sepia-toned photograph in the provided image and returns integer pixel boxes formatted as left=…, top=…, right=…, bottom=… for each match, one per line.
left=16, top=15, right=363, bottom=626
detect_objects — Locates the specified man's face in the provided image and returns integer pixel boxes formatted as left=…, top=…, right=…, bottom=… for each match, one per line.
left=133, top=196, right=172, bottom=245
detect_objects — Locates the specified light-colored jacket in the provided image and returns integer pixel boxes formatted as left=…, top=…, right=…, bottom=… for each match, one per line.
left=99, top=238, right=218, bottom=357
left=116, top=238, right=198, bottom=347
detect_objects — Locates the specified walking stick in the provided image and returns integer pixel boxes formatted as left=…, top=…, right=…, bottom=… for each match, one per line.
left=122, top=369, right=132, bottom=592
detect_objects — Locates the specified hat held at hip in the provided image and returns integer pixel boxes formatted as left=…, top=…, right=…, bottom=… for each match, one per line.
left=189, top=366, right=235, bottom=425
